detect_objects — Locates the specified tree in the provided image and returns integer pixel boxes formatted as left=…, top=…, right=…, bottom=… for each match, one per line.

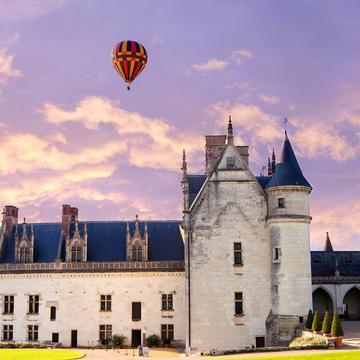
left=305, top=309, right=313, bottom=330
left=112, top=334, right=126, bottom=348
left=322, top=311, right=332, bottom=334
left=331, top=312, right=344, bottom=337
left=312, top=311, right=322, bottom=332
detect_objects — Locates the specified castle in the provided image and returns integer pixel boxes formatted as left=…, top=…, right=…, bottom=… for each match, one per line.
left=0, top=119, right=359, bottom=352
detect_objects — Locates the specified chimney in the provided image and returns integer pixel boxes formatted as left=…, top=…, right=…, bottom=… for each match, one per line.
left=70, top=207, right=78, bottom=222
left=62, top=204, right=71, bottom=234
left=205, top=135, right=227, bottom=175
left=2, top=205, right=19, bottom=236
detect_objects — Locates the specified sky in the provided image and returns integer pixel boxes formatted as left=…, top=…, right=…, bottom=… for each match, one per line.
left=0, top=0, right=359, bottom=250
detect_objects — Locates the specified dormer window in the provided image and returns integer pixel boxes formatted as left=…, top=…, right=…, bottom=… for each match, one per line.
left=132, top=245, right=143, bottom=261
left=15, top=219, right=34, bottom=263
left=65, top=218, right=87, bottom=262
left=71, top=245, right=82, bottom=262
left=126, top=215, right=148, bottom=262
left=19, top=246, right=30, bottom=263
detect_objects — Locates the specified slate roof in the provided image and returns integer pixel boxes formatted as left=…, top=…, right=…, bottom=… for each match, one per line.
left=188, top=175, right=206, bottom=207
left=311, top=251, right=360, bottom=276
left=256, top=176, right=271, bottom=189
left=1, top=221, right=184, bottom=263
left=266, top=132, right=312, bottom=189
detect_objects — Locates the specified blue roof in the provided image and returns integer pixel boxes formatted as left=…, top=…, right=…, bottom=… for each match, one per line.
left=188, top=175, right=206, bottom=206
left=311, top=251, right=360, bottom=276
left=1, top=221, right=184, bottom=263
left=266, top=132, right=311, bottom=189
left=256, top=176, right=271, bottom=189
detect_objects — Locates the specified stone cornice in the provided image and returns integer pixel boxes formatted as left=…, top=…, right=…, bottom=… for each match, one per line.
left=265, top=185, right=312, bottom=194
left=0, top=260, right=185, bottom=274
left=267, top=214, right=312, bottom=223
left=312, top=275, right=360, bottom=284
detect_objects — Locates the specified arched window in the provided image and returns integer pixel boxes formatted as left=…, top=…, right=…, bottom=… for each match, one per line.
left=132, top=245, right=142, bottom=261
left=19, top=246, right=30, bottom=263
left=343, top=287, right=360, bottom=320
left=71, top=245, right=82, bottom=262
left=312, top=287, right=334, bottom=316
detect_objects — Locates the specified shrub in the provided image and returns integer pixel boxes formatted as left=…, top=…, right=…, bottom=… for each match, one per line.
left=305, top=309, right=313, bottom=329
left=312, top=311, right=322, bottom=332
left=331, top=312, right=344, bottom=337
left=112, top=334, right=126, bottom=347
left=322, top=311, right=332, bottom=334
left=289, top=336, right=327, bottom=347
left=146, top=334, right=161, bottom=348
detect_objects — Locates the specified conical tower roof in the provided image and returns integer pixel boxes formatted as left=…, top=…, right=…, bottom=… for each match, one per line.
left=324, top=232, right=334, bottom=252
left=266, top=131, right=312, bottom=188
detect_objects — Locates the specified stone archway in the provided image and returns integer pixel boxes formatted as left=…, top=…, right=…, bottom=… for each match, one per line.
left=312, top=287, right=334, bottom=316
left=343, top=287, right=360, bottom=320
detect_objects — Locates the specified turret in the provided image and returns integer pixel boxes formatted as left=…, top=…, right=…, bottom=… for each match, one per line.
left=265, top=131, right=312, bottom=343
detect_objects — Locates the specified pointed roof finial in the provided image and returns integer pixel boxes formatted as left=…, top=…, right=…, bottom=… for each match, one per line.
left=227, top=115, right=234, bottom=145
left=324, top=232, right=334, bottom=252
left=284, top=117, right=288, bottom=136
left=181, top=149, right=187, bottom=177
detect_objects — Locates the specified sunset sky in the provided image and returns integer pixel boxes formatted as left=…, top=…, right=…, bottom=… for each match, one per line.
left=0, top=0, right=359, bottom=250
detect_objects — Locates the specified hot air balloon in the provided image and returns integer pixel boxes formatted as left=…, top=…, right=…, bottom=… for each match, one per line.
left=111, top=40, right=148, bottom=90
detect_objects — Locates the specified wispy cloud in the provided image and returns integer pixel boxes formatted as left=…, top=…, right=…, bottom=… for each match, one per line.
left=0, top=0, right=69, bottom=20
left=258, top=94, right=279, bottom=104
left=232, top=49, right=254, bottom=63
left=191, top=59, right=229, bottom=72
left=0, top=34, right=22, bottom=84
left=190, top=48, right=253, bottom=73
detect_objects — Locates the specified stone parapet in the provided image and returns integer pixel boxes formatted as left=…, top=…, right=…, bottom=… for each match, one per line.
left=0, top=260, right=185, bottom=274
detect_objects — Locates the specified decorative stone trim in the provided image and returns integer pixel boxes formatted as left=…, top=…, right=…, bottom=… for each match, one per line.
left=0, top=260, right=185, bottom=274
left=312, top=275, right=360, bottom=284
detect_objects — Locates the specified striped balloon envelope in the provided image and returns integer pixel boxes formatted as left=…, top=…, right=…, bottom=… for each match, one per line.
left=111, top=40, right=148, bottom=90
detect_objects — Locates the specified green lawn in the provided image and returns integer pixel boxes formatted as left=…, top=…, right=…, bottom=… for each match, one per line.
left=224, top=350, right=360, bottom=360
left=0, top=349, right=84, bottom=360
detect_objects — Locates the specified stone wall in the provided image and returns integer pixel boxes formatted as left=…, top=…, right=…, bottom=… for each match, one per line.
left=0, top=271, right=185, bottom=347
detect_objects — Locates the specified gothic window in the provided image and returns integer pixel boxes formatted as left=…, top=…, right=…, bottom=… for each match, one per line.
left=99, top=324, right=112, bottom=341
left=235, top=292, right=244, bottom=315
left=100, top=295, right=112, bottom=311
left=50, top=306, right=56, bottom=321
left=278, top=198, right=285, bottom=208
left=27, top=325, right=38, bottom=341
left=2, top=325, right=13, bottom=341
left=161, top=324, right=174, bottom=341
left=71, top=245, right=82, bottom=262
left=19, top=246, right=30, bottom=263
left=234, top=243, right=242, bottom=265
left=132, top=245, right=143, bottom=261
left=3, top=295, right=14, bottom=314
left=132, top=302, right=141, bottom=321
left=28, top=295, right=39, bottom=314
left=161, top=294, right=173, bottom=311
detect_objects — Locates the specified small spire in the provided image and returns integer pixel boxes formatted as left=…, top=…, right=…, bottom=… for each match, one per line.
left=84, top=223, right=87, bottom=235
left=181, top=149, right=187, bottom=177
left=227, top=115, right=234, bottom=145
left=324, top=232, right=334, bottom=252
left=271, top=148, right=276, bottom=174
left=23, top=217, right=26, bottom=224
left=31, top=224, right=34, bottom=236
left=126, top=222, right=130, bottom=233
left=134, top=214, right=140, bottom=237
left=267, top=157, right=272, bottom=176
left=144, top=222, right=148, bottom=234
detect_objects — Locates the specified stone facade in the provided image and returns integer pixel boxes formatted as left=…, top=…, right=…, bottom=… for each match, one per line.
left=0, top=271, right=185, bottom=347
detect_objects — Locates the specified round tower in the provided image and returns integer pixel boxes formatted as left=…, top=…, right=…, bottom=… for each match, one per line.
left=265, top=131, right=312, bottom=344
